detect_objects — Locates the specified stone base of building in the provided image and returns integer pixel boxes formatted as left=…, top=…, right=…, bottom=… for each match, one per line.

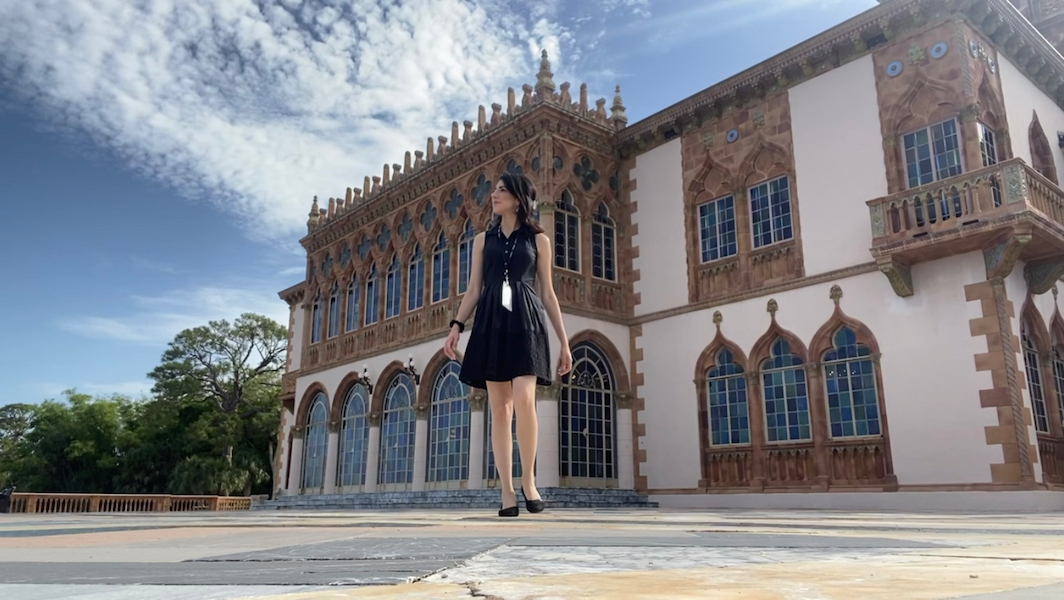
left=258, top=487, right=657, bottom=511
left=650, top=488, right=1064, bottom=512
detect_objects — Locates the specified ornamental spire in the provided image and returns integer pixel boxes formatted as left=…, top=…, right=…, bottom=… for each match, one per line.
left=535, top=49, right=555, bottom=100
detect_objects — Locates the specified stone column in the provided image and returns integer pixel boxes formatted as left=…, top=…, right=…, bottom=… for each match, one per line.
left=616, top=393, right=635, bottom=489
left=413, top=403, right=430, bottom=491
left=365, top=413, right=382, bottom=493
left=288, top=428, right=305, bottom=495
left=806, top=362, right=831, bottom=491
left=536, top=382, right=561, bottom=487
left=467, top=390, right=486, bottom=489
left=323, top=421, right=340, bottom=494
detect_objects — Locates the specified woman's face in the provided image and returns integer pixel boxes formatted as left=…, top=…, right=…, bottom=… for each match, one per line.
left=491, top=181, right=519, bottom=216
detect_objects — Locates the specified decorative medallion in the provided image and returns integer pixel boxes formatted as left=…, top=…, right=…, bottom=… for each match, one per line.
left=726, top=128, right=739, bottom=143
left=702, top=132, right=714, bottom=148
left=573, top=156, right=601, bottom=191
left=886, top=60, right=903, bottom=78
left=907, top=44, right=926, bottom=65
left=930, top=41, right=948, bottom=59
left=970, top=39, right=979, bottom=57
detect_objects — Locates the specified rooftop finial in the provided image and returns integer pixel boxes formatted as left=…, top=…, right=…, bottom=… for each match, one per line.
left=307, top=196, right=320, bottom=229
left=610, top=84, right=628, bottom=130
left=536, top=49, right=555, bottom=99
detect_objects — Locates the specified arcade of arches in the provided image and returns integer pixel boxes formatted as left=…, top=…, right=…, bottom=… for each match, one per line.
left=284, top=337, right=637, bottom=494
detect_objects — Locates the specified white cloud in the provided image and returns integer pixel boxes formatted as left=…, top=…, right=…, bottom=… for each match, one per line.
left=0, top=0, right=602, bottom=244
left=55, top=283, right=291, bottom=345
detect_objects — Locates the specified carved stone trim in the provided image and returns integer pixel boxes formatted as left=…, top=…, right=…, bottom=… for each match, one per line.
left=537, top=380, right=563, bottom=400
left=1024, top=261, right=1064, bottom=295
left=870, top=203, right=886, bottom=237
left=990, top=278, right=1036, bottom=481
left=368, top=412, right=382, bottom=427
left=469, top=390, right=487, bottom=411
left=328, top=420, right=340, bottom=433
left=616, top=393, right=635, bottom=410
left=984, top=234, right=1031, bottom=280
left=876, top=256, right=913, bottom=298
left=1003, top=162, right=1029, bottom=204
left=292, top=426, right=306, bottom=439
left=414, top=404, right=430, bottom=420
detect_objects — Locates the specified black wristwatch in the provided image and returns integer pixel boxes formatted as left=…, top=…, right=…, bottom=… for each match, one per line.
left=449, top=319, right=465, bottom=333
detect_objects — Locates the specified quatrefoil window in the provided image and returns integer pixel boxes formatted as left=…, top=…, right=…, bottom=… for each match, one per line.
left=357, top=235, right=372, bottom=261
left=376, top=226, right=392, bottom=251
left=339, top=243, right=351, bottom=267
left=420, top=203, right=437, bottom=232
left=397, top=213, right=414, bottom=242
left=573, top=156, right=600, bottom=191
left=471, top=175, right=491, bottom=207
left=506, top=159, right=523, bottom=175
left=445, top=188, right=465, bottom=217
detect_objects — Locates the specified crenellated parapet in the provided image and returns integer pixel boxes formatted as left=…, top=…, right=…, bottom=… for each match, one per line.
left=303, top=50, right=625, bottom=238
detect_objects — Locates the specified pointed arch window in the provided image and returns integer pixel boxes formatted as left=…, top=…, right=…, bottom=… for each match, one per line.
left=707, top=348, right=749, bottom=446
left=364, top=264, right=379, bottom=326
left=407, top=244, right=425, bottom=311
left=749, top=175, right=793, bottom=249
left=1021, top=319, right=1051, bottom=434
left=345, top=275, right=360, bottom=332
left=429, top=362, right=470, bottom=483
left=458, top=220, right=476, bottom=294
left=761, top=338, right=810, bottom=443
left=379, top=373, right=416, bottom=485
left=591, top=202, right=616, bottom=281
left=327, top=282, right=340, bottom=338
left=555, top=190, right=580, bottom=272
left=1053, top=334, right=1064, bottom=429
left=822, top=327, right=881, bottom=438
left=432, top=232, right=451, bottom=303
left=337, top=383, right=370, bottom=487
left=560, top=342, right=616, bottom=479
left=300, top=393, right=329, bottom=489
left=310, top=292, right=323, bottom=344
left=385, top=255, right=401, bottom=319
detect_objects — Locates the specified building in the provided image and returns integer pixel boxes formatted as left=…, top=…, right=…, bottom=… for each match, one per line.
left=273, top=0, right=1064, bottom=511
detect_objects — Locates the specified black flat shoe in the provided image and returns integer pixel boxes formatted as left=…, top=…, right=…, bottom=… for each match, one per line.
left=522, top=488, right=546, bottom=514
left=498, top=505, right=519, bottom=517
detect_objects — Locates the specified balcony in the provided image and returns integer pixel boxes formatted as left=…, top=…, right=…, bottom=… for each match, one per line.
left=867, top=158, right=1064, bottom=297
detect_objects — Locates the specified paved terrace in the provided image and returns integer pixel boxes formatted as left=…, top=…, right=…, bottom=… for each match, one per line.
left=0, top=507, right=1062, bottom=599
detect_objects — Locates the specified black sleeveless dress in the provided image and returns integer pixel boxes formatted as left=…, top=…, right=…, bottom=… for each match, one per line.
left=459, top=222, right=552, bottom=389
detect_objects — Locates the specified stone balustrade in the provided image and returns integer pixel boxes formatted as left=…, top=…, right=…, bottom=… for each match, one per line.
left=7, top=493, right=251, bottom=514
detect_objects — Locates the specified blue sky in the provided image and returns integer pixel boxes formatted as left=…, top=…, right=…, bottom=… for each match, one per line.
left=0, top=0, right=877, bottom=405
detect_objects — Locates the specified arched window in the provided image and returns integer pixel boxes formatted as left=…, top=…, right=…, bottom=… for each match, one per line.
left=364, top=264, right=379, bottom=326
left=591, top=202, right=616, bottom=281
left=554, top=191, right=580, bottom=272
left=1053, top=332, right=1064, bottom=429
left=345, top=275, right=360, bottom=333
left=385, top=255, right=401, bottom=319
left=485, top=405, right=521, bottom=480
left=822, top=327, right=881, bottom=438
left=707, top=348, right=749, bottom=446
left=378, top=373, right=416, bottom=485
left=310, top=292, right=323, bottom=344
left=337, top=383, right=370, bottom=487
left=561, top=342, right=616, bottom=480
left=1021, top=319, right=1050, bottom=434
left=1030, top=113, right=1058, bottom=185
left=761, top=338, right=810, bottom=443
left=327, top=282, right=340, bottom=338
left=458, top=220, right=476, bottom=294
left=432, top=232, right=451, bottom=303
left=428, top=362, right=470, bottom=483
left=300, top=393, right=329, bottom=489
left=407, top=244, right=425, bottom=311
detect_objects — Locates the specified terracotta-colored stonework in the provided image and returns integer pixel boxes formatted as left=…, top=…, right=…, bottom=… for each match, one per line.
left=680, top=93, right=805, bottom=305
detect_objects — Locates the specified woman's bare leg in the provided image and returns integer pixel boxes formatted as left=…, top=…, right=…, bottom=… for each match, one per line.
left=512, top=375, right=540, bottom=501
left=485, top=381, right=516, bottom=508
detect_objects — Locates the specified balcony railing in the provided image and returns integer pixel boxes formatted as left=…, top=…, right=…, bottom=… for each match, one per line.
left=8, top=493, right=251, bottom=513
left=867, top=158, right=1064, bottom=296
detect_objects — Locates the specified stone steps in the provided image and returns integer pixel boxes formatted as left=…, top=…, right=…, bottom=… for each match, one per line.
left=257, top=487, right=657, bottom=510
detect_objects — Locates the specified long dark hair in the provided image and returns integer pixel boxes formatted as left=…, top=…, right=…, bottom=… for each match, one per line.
left=493, top=172, right=544, bottom=234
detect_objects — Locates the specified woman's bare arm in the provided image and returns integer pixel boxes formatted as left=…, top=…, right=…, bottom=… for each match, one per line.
left=534, top=233, right=568, bottom=346
left=451, top=233, right=486, bottom=326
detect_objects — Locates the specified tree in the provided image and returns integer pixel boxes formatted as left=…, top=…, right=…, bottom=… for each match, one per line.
left=0, top=403, right=35, bottom=487
left=148, top=313, right=286, bottom=483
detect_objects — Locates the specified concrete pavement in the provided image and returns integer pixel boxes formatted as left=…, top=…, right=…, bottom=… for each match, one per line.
left=0, top=507, right=1061, bottom=599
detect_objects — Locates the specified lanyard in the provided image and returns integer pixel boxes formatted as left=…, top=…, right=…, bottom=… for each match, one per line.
left=499, top=226, right=517, bottom=311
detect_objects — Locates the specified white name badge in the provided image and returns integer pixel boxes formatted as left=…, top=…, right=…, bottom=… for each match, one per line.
left=501, top=278, right=513, bottom=311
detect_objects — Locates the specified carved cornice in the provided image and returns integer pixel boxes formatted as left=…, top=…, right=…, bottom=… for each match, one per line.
left=614, top=0, right=1064, bottom=156
left=302, top=106, right=614, bottom=253
left=278, top=282, right=306, bottom=306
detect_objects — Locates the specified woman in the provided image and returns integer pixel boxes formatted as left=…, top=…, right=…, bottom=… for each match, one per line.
left=443, top=172, right=572, bottom=517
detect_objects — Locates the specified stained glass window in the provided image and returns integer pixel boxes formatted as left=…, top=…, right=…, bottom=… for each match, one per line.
left=707, top=348, right=749, bottom=446
left=822, top=327, right=881, bottom=438
left=761, top=338, right=810, bottom=443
